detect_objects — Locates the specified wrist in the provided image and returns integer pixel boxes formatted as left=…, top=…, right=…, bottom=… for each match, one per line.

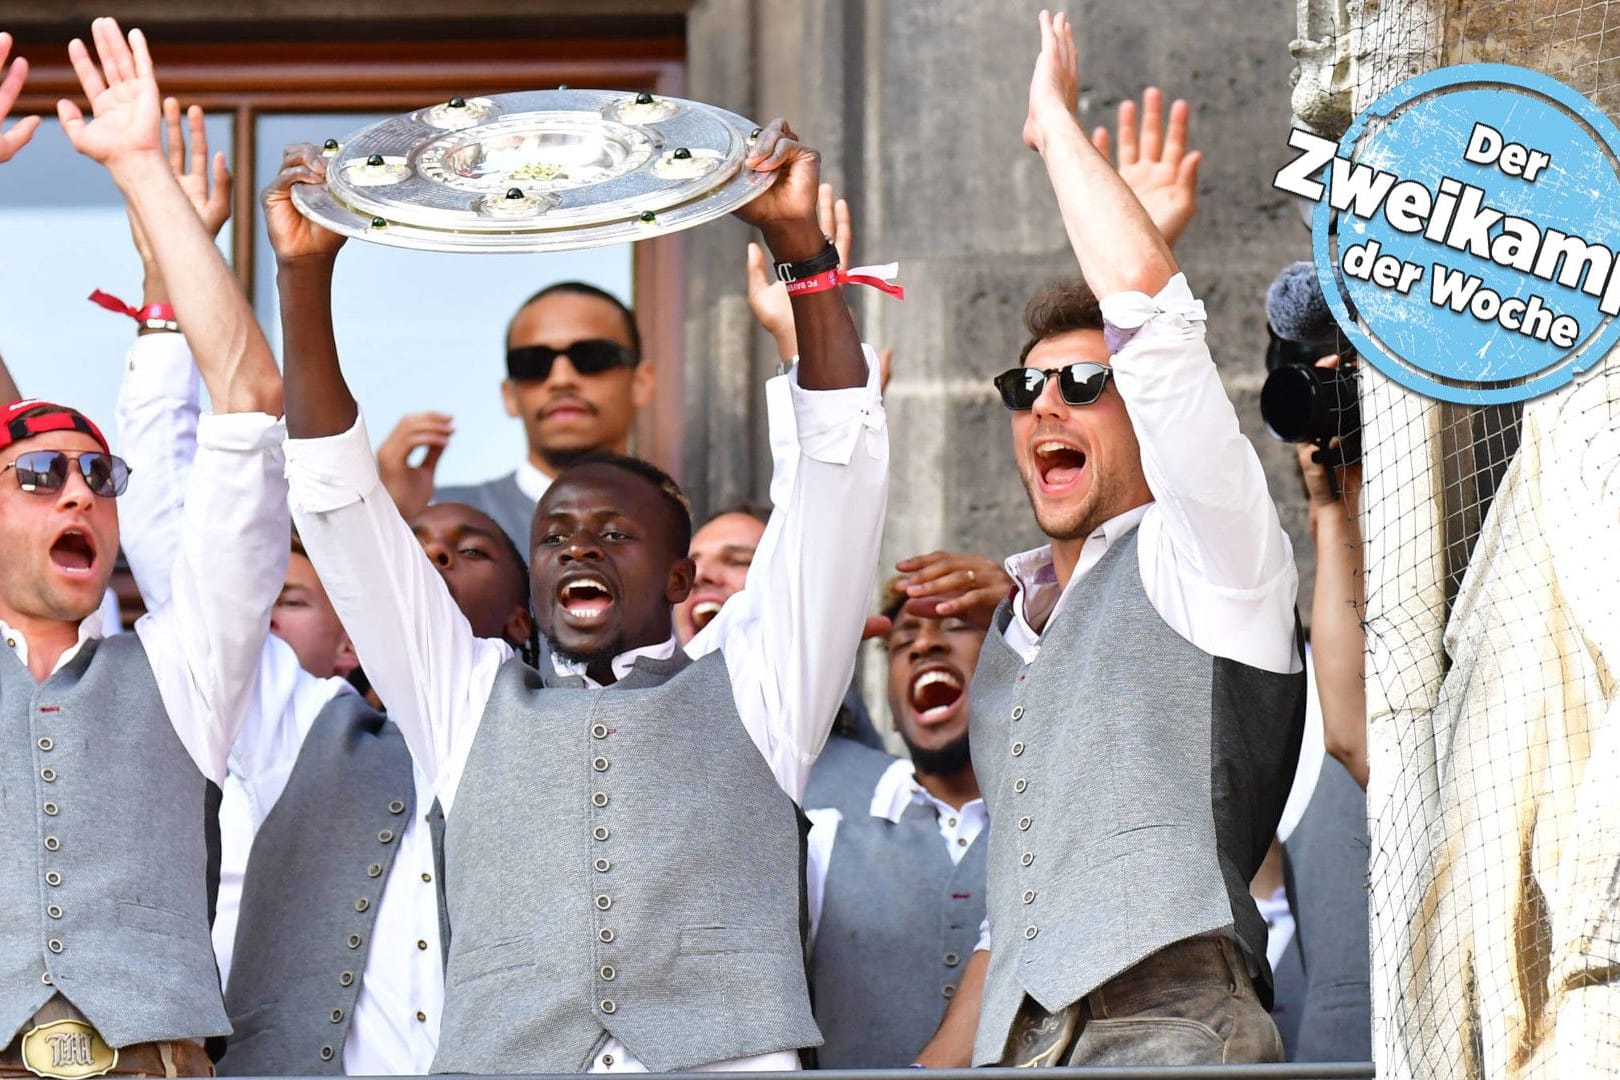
left=105, top=148, right=171, bottom=187
left=276, top=254, right=338, bottom=281
left=760, top=221, right=829, bottom=263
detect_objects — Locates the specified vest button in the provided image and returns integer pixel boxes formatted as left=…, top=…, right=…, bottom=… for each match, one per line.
left=591, top=723, right=608, bottom=739
left=1011, top=706, right=1024, bottom=720
left=36, top=737, right=53, bottom=752
left=367, top=863, right=383, bottom=878
left=1017, top=816, right=1031, bottom=831
left=388, top=800, right=406, bottom=815
left=1010, top=741, right=1025, bottom=756
left=1020, top=852, right=1034, bottom=867
left=594, top=858, right=611, bottom=873
left=45, top=871, right=61, bottom=886
left=944, top=952, right=960, bottom=966
left=47, top=905, right=62, bottom=919
left=43, top=836, right=59, bottom=851
left=330, top=1009, right=344, bottom=1024
left=319, top=1047, right=334, bottom=1062
left=600, top=965, right=616, bottom=981
left=47, top=939, right=63, bottom=954
left=943, top=984, right=957, bottom=998
left=598, top=928, right=615, bottom=943
left=1013, top=778, right=1027, bottom=793
left=595, top=894, right=612, bottom=910
left=1023, top=889, right=1036, bottom=904
left=1024, top=926, right=1038, bottom=940
left=347, top=934, right=363, bottom=950
left=355, top=898, right=370, bottom=913
left=40, top=972, right=51, bottom=985
left=593, top=826, right=611, bottom=842
left=600, top=999, right=617, bottom=1015
left=40, top=768, right=55, bottom=783
left=592, top=792, right=609, bottom=808
left=592, top=756, right=610, bottom=772
left=43, top=802, right=57, bottom=816
left=339, top=972, right=354, bottom=987
left=377, top=829, right=394, bottom=844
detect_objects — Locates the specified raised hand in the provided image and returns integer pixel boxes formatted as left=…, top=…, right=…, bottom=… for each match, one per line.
left=746, top=182, right=851, bottom=360
left=733, top=118, right=824, bottom=259
left=894, top=550, right=1013, bottom=629
left=129, top=97, right=231, bottom=275
left=1023, top=9, right=1080, bottom=154
left=1091, top=88, right=1202, bottom=248
left=0, top=33, right=39, bottom=165
left=58, top=18, right=161, bottom=167
left=262, top=143, right=346, bottom=268
left=378, top=412, right=454, bottom=520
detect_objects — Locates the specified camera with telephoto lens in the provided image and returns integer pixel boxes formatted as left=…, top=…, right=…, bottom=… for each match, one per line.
left=1259, top=262, right=1362, bottom=468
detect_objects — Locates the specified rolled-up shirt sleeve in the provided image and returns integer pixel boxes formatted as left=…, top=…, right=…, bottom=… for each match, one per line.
left=284, top=416, right=510, bottom=812
left=137, top=411, right=289, bottom=784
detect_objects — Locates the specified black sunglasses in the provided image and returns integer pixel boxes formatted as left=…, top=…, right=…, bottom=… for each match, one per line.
left=993, top=362, right=1112, bottom=410
left=2, top=449, right=131, bottom=498
left=506, top=339, right=639, bottom=383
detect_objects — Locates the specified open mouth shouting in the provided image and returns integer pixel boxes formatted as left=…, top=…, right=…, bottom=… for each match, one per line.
left=556, top=571, right=616, bottom=627
left=1032, top=437, right=1088, bottom=496
left=908, top=661, right=967, bottom=727
left=687, top=592, right=726, bottom=633
left=49, top=525, right=98, bottom=578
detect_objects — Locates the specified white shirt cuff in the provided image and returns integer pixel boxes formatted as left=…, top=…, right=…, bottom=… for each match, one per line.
left=284, top=414, right=380, bottom=514
left=197, top=411, right=285, bottom=453
left=787, top=342, right=886, bottom=465
left=123, top=332, right=199, bottom=401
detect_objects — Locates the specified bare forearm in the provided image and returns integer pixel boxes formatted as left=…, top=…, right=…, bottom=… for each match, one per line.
left=1038, top=120, right=1178, bottom=297
left=278, top=260, right=358, bottom=439
left=914, top=948, right=987, bottom=1067
left=763, top=221, right=866, bottom=390
left=110, top=151, right=279, bottom=416
left=1311, top=506, right=1368, bottom=787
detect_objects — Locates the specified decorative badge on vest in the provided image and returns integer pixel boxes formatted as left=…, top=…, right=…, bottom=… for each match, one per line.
left=20, top=1020, right=118, bottom=1080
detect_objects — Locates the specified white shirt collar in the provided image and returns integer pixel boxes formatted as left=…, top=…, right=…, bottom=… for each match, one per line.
left=513, top=458, right=554, bottom=504
left=1003, top=502, right=1151, bottom=636
left=0, top=612, right=105, bottom=677
left=549, top=634, right=680, bottom=689
left=868, top=757, right=984, bottom=823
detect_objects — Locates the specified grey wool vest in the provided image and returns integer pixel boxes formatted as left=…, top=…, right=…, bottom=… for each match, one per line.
left=968, top=528, right=1305, bottom=1065
left=808, top=800, right=987, bottom=1067
left=434, top=650, right=821, bottom=1074
left=218, top=691, right=416, bottom=1076
left=0, top=634, right=228, bottom=1048
left=802, top=735, right=897, bottom=817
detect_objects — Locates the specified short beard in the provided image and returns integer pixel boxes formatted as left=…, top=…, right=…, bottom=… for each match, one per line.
left=546, top=632, right=625, bottom=673
left=901, top=730, right=973, bottom=778
left=1021, top=467, right=1112, bottom=543
left=537, top=445, right=598, bottom=473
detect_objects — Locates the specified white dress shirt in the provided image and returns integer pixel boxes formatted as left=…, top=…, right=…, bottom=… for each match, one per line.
left=983, top=274, right=1301, bottom=958
left=804, top=758, right=988, bottom=945
left=284, top=348, right=888, bottom=1073
left=513, top=456, right=553, bottom=504
left=116, top=333, right=443, bottom=1075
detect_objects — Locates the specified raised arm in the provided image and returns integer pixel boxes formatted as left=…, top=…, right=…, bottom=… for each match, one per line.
left=1300, top=435, right=1367, bottom=787
left=0, top=33, right=40, bottom=407
left=693, top=120, right=890, bottom=800
left=269, top=143, right=510, bottom=802
left=60, top=19, right=286, bottom=782
left=1024, top=10, right=1176, bottom=297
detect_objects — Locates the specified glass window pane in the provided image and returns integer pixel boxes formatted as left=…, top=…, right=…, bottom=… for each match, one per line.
left=252, top=113, right=634, bottom=488
left=0, top=116, right=233, bottom=437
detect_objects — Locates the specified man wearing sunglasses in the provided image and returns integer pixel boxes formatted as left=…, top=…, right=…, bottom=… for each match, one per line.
left=380, top=283, right=650, bottom=554
left=923, top=14, right=1305, bottom=1069
left=0, top=19, right=287, bottom=1078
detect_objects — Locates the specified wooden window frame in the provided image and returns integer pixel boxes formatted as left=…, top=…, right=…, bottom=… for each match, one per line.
left=16, top=35, right=690, bottom=475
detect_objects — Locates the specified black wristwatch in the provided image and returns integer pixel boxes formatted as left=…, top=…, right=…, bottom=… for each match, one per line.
left=773, top=239, right=840, bottom=283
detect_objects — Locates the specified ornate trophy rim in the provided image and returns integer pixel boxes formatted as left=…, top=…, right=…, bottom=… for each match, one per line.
left=290, top=89, right=774, bottom=253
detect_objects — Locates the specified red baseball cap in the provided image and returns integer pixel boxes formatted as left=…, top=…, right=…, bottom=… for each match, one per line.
left=0, top=399, right=110, bottom=455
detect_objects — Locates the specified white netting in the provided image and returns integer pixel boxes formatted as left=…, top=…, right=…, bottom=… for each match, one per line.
left=1327, top=1, right=1620, bottom=1076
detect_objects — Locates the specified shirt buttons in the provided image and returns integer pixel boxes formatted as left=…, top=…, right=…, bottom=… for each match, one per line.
left=600, top=965, right=616, bottom=981
left=377, top=829, right=395, bottom=844
left=591, top=723, right=609, bottom=739
left=417, top=940, right=429, bottom=951
left=947, top=817, right=957, bottom=827
left=367, top=863, right=383, bottom=878
left=944, top=952, right=960, bottom=967
left=601, top=1054, right=615, bottom=1068
left=1020, top=852, right=1035, bottom=867
left=956, top=838, right=968, bottom=847
left=416, top=1012, right=427, bottom=1023
left=594, top=858, right=611, bottom=873
left=1011, top=706, right=1024, bottom=720
left=421, top=872, right=432, bottom=883
left=600, top=999, right=617, bottom=1015
left=592, top=792, right=609, bottom=808
left=1024, top=926, right=1038, bottom=941
left=388, top=800, right=406, bottom=815
left=355, top=898, right=370, bottom=913
left=1010, top=741, right=1025, bottom=756
left=593, top=826, right=611, bottom=842
left=598, top=928, right=615, bottom=944
left=595, top=894, right=613, bottom=910
left=592, top=757, right=610, bottom=773
left=339, top=972, right=355, bottom=987
left=1013, top=778, right=1028, bottom=794
left=1017, top=816, right=1032, bottom=831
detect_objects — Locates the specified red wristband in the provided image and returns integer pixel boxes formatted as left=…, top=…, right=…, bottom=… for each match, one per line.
left=88, top=290, right=177, bottom=324
left=783, top=262, right=906, bottom=300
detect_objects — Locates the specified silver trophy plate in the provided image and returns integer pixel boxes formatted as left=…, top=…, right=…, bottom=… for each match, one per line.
left=291, top=89, right=774, bottom=253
